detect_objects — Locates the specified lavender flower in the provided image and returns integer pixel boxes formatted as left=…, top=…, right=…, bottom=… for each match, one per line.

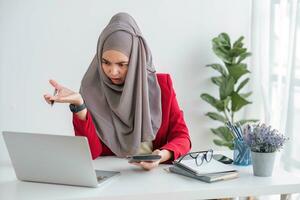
left=243, top=123, right=288, bottom=153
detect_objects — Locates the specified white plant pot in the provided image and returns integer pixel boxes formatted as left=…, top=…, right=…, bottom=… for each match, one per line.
left=251, top=151, right=276, bottom=177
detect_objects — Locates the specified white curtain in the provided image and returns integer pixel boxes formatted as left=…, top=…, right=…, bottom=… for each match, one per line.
left=249, top=0, right=300, bottom=172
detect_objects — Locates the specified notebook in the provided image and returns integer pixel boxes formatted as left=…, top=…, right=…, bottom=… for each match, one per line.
left=169, top=165, right=238, bottom=183
left=173, top=157, right=237, bottom=176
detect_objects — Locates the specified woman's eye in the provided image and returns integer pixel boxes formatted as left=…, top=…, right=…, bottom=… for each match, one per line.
left=119, top=64, right=128, bottom=67
left=102, top=60, right=109, bottom=65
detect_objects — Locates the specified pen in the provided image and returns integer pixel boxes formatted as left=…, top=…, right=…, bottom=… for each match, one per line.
left=50, top=89, right=58, bottom=106
left=233, top=125, right=242, bottom=140
left=236, top=122, right=244, bottom=140
left=226, top=122, right=243, bottom=141
left=226, top=122, right=238, bottom=139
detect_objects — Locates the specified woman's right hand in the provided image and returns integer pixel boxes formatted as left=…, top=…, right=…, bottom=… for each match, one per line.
left=44, top=79, right=83, bottom=106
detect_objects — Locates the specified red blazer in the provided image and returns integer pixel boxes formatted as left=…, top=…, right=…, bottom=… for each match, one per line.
left=72, top=73, right=191, bottom=161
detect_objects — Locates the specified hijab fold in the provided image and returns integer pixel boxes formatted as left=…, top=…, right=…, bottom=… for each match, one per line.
left=80, top=13, right=162, bottom=157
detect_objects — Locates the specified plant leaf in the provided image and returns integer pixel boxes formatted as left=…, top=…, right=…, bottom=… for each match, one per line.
left=231, top=92, right=252, bottom=112
left=211, top=76, right=223, bottom=86
left=218, top=33, right=231, bottom=48
left=233, top=36, right=244, bottom=48
left=236, top=77, right=250, bottom=93
left=223, top=96, right=231, bottom=111
left=220, top=76, right=235, bottom=100
left=240, top=91, right=252, bottom=98
left=228, top=47, right=247, bottom=58
left=213, top=46, right=232, bottom=64
left=206, top=112, right=227, bottom=123
left=213, top=139, right=234, bottom=150
left=236, top=119, right=259, bottom=125
left=211, top=126, right=234, bottom=141
left=227, top=63, right=250, bottom=82
left=212, top=38, right=226, bottom=50
left=212, top=39, right=230, bottom=54
left=206, top=64, right=227, bottom=76
left=200, top=93, right=224, bottom=111
left=237, top=52, right=252, bottom=64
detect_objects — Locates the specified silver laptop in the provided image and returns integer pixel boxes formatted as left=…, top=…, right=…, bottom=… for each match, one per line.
left=2, top=131, right=120, bottom=187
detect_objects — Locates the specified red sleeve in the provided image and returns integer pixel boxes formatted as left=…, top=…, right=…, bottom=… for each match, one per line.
left=160, top=75, right=192, bottom=160
left=72, top=111, right=114, bottom=159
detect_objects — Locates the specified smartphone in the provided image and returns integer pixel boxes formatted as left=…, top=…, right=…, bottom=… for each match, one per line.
left=213, top=154, right=233, bottom=164
left=127, top=154, right=161, bottom=163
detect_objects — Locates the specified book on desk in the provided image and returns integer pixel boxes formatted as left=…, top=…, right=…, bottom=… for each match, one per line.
left=169, top=157, right=239, bottom=183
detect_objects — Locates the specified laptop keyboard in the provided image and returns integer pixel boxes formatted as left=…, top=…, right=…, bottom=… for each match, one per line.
left=97, top=175, right=108, bottom=182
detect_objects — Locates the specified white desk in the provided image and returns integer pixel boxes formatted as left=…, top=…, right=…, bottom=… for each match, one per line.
left=1, top=156, right=300, bottom=200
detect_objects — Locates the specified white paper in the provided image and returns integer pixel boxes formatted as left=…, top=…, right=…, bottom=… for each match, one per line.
left=177, top=158, right=236, bottom=175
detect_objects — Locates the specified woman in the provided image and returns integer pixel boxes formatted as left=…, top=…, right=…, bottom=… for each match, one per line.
left=44, top=13, right=191, bottom=170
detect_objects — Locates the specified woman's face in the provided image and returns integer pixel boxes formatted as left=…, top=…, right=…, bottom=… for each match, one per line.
left=101, top=50, right=129, bottom=85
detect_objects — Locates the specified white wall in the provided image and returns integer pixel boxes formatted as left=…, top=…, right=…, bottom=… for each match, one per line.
left=0, top=0, right=252, bottom=164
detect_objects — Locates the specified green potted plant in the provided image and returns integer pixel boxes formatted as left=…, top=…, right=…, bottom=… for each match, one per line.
left=201, top=32, right=257, bottom=149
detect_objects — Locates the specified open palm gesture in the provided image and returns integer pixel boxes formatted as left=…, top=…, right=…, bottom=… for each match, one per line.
left=44, top=79, right=83, bottom=105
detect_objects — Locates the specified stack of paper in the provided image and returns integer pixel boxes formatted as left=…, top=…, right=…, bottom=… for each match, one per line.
left=170, top=158, right=238, bottom=183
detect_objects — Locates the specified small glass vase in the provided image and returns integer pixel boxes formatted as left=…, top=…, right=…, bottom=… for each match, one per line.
left=233, top=138, right=252, bottom=166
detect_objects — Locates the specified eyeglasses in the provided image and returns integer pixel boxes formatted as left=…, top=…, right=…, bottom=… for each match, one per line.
left=176, top=149, right=214, bottom=166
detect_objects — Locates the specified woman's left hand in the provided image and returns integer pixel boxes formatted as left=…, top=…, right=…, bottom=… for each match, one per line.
left=130, top=149, right=162, bottom=171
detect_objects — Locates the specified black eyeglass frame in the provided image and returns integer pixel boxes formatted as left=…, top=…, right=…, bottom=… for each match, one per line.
left=176, top=149, right=214, bottom=166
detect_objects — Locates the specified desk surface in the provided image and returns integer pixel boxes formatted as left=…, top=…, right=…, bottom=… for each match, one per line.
left=1, top=155, right=300, bottom=200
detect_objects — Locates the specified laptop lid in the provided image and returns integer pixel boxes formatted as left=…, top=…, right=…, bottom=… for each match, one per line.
left=2, top=131, right=99, bottom=187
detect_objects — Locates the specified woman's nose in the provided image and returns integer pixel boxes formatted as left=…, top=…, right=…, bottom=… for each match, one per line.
left=110, top=66, right=119, bottom=76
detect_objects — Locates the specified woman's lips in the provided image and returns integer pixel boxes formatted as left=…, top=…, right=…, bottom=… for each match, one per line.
left=111, top=78, right=121, bottom=82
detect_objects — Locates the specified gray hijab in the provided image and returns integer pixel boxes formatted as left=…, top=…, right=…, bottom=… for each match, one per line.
left=80, top=13, right=162, bottom=157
